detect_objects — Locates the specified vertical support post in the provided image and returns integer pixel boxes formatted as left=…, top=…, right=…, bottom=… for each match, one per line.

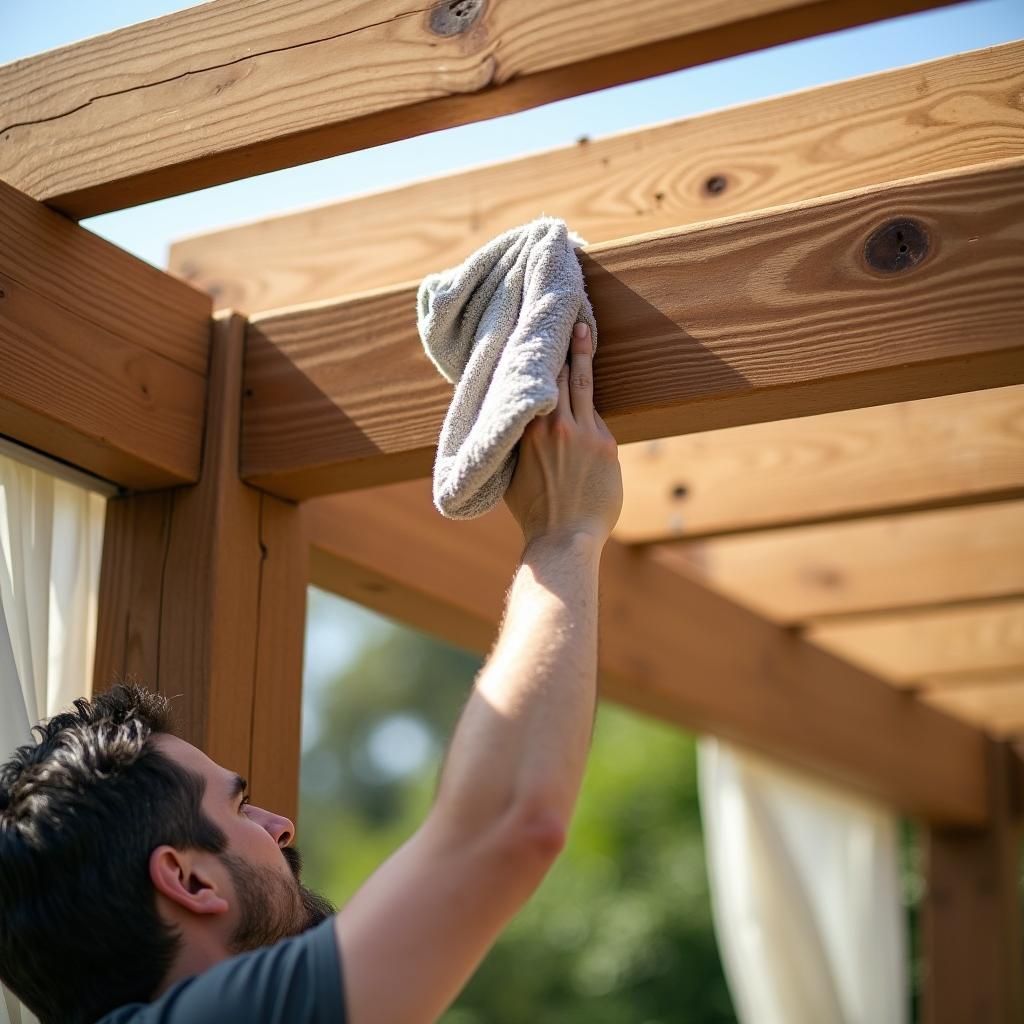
left=922, top=740, right=1023, bottom=1024
left=93, top=312, right=307, bottom=823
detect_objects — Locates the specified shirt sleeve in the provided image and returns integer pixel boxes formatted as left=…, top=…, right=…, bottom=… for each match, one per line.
left=131, top=916, right=345, bottom=1024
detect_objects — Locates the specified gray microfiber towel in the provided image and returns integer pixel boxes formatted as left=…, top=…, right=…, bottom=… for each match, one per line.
left=416, top=216, right=598, bottom=520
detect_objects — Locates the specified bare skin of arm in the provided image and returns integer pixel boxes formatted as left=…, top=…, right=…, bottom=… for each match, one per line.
left=336, top=322, right=623, bottom=1024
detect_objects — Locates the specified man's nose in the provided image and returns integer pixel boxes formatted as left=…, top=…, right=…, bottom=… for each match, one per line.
left=252, top=805, right=295, bottom=847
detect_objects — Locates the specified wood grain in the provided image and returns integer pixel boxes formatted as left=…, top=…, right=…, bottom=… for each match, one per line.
left=243, top=158, right=1024, bottom=500
left=0, top=0, right=957, bottom=218
left=305, top=478, right=990, bottom=825
left=808, top=599, right=1024, bottom=684
left=615, top=386, right=1024, bottom=541
left=94, top=314, right=308, bottom=822
left=171, top=40, right=1024, bottom=313
left=0, top=181, right=210, bottom=487
left=660, top=501, right=1024, bottom=623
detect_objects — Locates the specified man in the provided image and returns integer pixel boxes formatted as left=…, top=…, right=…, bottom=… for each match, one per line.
left=0, top=322, right=622, bottom=1023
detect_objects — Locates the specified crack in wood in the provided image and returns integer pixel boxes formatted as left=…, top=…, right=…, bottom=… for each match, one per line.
left=0, top=2, right=440, bottom=137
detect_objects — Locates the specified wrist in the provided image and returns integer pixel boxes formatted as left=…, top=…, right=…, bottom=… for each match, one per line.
left=522, top=529, right=605, bottom=561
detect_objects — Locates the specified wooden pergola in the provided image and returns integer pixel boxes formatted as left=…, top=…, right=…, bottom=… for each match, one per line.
left=1, top=2, right=1022, bottom=1019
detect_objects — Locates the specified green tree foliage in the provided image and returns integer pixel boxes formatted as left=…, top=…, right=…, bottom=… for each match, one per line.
left=299, top=614, right=737, bottom=1022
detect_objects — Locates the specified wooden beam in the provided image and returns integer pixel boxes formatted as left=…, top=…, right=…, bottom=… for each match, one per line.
left=614, top=385, right=1024, bottom=541
left=305, top=478, right=990, bottom=825
left=243, top=157, right=1024, bottom=500
left=920, top=673, right=1024, bottom=738
left=922, top=739, right=1023, bottom=1024
left=808, top=599, right=1024, bottom=685
left=93, top=313, right=307, bottom=823
left=658, top=501, right=1024, bottom=623
left=0, top=181, right=210, bottom=488
left=171, top=40, right=1024, bottom=313
left=0, top=0, right=959, bottom=219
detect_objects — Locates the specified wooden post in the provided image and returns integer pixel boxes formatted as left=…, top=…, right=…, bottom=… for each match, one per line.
left=93, top=312, right=307, bottom=823
left=922, top=739, right=1023, bottom=1024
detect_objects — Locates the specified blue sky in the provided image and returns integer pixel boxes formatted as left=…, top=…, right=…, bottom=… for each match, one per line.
left=5, top=1, right=1023, bottom=269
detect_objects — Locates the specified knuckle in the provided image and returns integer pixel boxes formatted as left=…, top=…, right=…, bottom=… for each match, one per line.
left=570, top=373, right=592, bottom=389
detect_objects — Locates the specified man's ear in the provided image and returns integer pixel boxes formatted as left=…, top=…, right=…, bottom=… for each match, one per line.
left=149, top=846, right=230, bottom=916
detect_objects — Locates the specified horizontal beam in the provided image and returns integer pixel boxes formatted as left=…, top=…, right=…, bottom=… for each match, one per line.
left=244, top=158, right=1024, bottom=500
left=660, top=501, right=1024, bottom=623
left=920, top=671, right=1024, bottom=739
left=615, top=385, right=1024, bottom=541
left=0, top=181, right=211, bottom=488
left=171, top=39, right=1024, bottom=313
left=306, top=479, right=990, bottom=824
left=0, top=0, right=957, bottom=219
left=809, top=599, right=1024, bottom=685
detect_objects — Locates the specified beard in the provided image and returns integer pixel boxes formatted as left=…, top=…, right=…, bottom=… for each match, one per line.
left=222, top=845, right=337, bottom=953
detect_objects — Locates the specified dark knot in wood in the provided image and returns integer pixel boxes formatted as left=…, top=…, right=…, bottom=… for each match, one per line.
left=864, top=218, right=929, bottom=273
left=704, top=174, right=728, bottom=196
left=430, top=0, right=485, bottom=35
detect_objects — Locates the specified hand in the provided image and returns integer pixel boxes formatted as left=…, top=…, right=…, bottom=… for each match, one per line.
left=504, top=322, right=623, bottom=547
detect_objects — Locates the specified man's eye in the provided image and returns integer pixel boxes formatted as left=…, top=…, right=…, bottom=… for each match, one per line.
left=239, top=795, right=251, bottom=814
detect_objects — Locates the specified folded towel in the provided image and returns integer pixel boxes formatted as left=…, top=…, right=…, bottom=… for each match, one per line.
left=416, top=216, right=597, bottom=519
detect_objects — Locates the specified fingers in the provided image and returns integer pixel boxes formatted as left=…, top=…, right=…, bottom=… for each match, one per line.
left=569, top=322, right=595, bottom=425
left=554, top=359, right=571, bottom=419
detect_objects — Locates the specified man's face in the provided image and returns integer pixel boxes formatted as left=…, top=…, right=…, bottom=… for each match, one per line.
left=152, top=734, right=335, bottom=952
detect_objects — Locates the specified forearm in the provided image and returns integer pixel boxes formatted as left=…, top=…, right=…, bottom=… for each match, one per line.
left=433, top=531, right=602, bottom=836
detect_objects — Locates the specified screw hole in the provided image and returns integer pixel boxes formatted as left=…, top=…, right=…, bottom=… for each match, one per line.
left=671, top=484, right=689, bottom=500
left=899, top=244, right=908, bottom=254
left=896, top=230, right=904, bottom=243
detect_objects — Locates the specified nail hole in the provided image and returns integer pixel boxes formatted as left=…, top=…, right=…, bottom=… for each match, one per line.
left=704, top=175, right=727, bottom=196
left=671, top=484, right=689, bottom=500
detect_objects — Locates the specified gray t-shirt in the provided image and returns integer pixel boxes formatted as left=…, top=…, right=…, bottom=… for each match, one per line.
left=96, top=916, right=345, bottom=1023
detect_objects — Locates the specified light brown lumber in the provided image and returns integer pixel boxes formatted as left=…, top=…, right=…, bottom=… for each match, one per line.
left=659, top=501, right=1024, bottom=623
left=305, top=478, right=989, bottom=825
left=920, top=673, right=1024, bottom=738
left=171, top=40, right=1024, bottom=313
left=94, top=314, right=307, bottom=823
left=922, top=740, right=1023, bottom=1024
left=808, top=599, right=1024, bottom=685
left=0, top=181, right=210, bottom=488
left=0, top=0, right=958, bottom=219
left=615, top=386, right=1024, bottom=541
left=243, top=158, right=1024, bottom=501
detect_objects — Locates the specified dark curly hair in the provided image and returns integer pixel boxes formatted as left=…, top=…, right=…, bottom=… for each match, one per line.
left=0, top=683, right=228, bottom=1024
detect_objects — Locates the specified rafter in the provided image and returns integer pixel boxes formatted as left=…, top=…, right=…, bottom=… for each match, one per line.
left=657, top=501, right=1024, bottom=623
left=171, top=40, right=1024, bottom=313
left=808, top=599, right=1024, bottom=685
left=0, top=0, right=959, bottom=219
left=242, top=158, right=1024, bottom=500
left=614, top=386, right=1024, bottom=542
left=304, top=478, right=991, bottom=825
left=0, top=181, right=210, bottom=488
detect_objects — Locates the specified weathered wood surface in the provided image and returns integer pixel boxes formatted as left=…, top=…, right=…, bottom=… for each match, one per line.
left=0, top=180, right=210, bottom=487
left=171, top=40, right=1024, bottom=313
left=661, top=501, right=1024, bottom=623
left=615, top=386, right=1024, bottom=541
left=305, top=478, right=990, bottom=825
left=0, top=0, right=956, bottom=218
left=94, top=314, right=306, bottom=823
left=809, top=599, right=1024, bottom=685
left=243, top=158, right=1024, bottom=500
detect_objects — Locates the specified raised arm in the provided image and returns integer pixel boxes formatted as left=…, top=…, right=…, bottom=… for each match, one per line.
left=335, top=322, right=622, bottom=1024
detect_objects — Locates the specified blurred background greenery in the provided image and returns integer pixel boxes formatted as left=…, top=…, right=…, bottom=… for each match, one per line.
left=298, top=587, right=926, bottom=1023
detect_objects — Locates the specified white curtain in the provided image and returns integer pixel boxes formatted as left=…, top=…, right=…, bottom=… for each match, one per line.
left=698, top=738, right=908, bottom=1024
left=0, top=447, right=109, bottom=1024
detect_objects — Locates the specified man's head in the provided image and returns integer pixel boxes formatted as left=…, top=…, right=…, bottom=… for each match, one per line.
left=0, top=683, right=335, bottom=1024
